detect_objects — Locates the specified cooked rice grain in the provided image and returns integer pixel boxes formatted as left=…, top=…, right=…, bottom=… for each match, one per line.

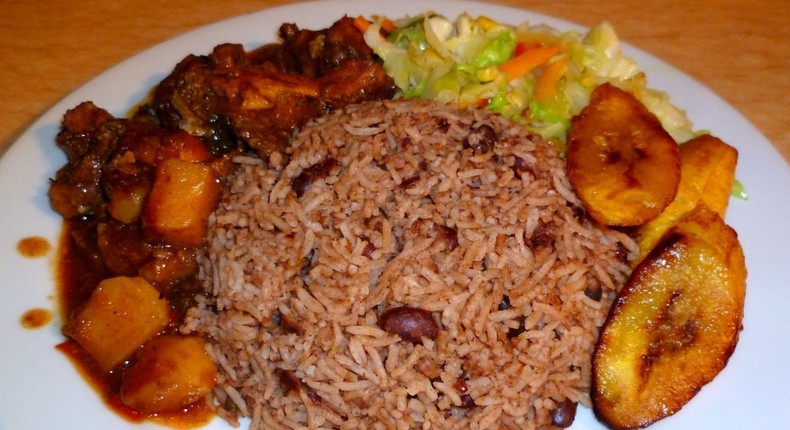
left=182, top=100, right=635, bottom=429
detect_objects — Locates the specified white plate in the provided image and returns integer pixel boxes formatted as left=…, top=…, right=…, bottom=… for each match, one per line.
left=1, top=1, right=789, bottom=429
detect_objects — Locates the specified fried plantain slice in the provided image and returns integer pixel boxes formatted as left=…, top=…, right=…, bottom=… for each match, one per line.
left=592, top=204, right=746, bottom=429
left=567, top=83, right=681, bottom=226
left=633, top=134, right=738, bottom=264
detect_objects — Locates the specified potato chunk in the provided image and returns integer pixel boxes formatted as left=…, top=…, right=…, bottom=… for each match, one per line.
left=120, top=335, right=217, bottom=414
left=567, top=83, right=680, bottom=226
left=142, top=158, right=221, bottom=247
left=107, top=181, right=149, bottom=224
left=633, top=134, right=738, bottom=264
left=133, top=130, right=212, bottom=166
left=592, top=205, right=746, bottom=429
left=64, top=276, right=170, bottom=371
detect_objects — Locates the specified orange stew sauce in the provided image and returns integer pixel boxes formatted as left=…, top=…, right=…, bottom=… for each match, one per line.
left=56, top=219, right=213, bottom=427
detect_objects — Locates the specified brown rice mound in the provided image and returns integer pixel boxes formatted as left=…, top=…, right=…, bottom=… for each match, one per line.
left=182, top=99, right=636, bottom=429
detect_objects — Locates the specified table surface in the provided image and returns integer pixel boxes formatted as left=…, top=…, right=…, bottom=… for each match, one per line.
left=2, top=0, right=788, bottom=164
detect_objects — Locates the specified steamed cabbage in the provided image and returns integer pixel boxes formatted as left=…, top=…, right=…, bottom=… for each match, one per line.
left=363, top=13, right=695, bottom=152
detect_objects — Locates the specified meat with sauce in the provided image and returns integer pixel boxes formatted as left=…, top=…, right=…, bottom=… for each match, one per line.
left=151, top=16, right=395, bottom=157
left=48, top=16, right=398, bottom=420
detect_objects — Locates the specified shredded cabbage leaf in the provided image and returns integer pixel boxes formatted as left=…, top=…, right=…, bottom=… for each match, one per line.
left=364, top=13, right=696, bottom=152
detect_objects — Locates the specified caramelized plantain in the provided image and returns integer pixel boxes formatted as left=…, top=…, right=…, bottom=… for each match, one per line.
left=592, top=204, right=746, bottom=429
left=633, top=134, right=738, bottom=264
left=567, top=83, right=680, bottom=226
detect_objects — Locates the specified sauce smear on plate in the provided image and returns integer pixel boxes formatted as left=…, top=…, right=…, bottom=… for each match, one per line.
left=17, top=236, right=51, bottom=258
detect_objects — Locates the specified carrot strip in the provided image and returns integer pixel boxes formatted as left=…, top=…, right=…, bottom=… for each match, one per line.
left=381, top=18, right=396, bottom=33
left=499, top=45, right=561, bottom=81
left=355, top=15, right=395, bottom=35
left=353, top=15, right=371, bottom=33
left=371, top=15, right=396, bottom=33
left=514, top=42, right=541, bottom=57
left=535, top=56, right=569, bottom=102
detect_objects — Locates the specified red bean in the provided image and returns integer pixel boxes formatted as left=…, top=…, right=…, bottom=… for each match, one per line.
left=464, top=124, right=498, bottom=154
left=550, top=398, right=577, bottom=428
left=378, top=306, right=439, bottom=344
left=438, top=225, right=458, bottom=251
left=291, top=157, right=338, bottom=197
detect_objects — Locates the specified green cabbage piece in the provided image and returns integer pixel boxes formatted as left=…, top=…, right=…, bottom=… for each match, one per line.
left=365, top=14, right=695, bottom=151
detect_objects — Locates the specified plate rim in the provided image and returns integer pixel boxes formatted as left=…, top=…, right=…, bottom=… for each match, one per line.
left=1, top=1, right=789, bottom=429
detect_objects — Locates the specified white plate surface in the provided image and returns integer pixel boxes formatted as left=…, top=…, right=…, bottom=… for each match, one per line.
left=1, top=1, right=789, bottom=429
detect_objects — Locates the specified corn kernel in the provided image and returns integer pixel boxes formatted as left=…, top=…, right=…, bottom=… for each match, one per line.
left=581, top=76, right=598, bottom=87
left=476, top=66, right=500, bottom=82
left=476, top=16, right=498, bottom=31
